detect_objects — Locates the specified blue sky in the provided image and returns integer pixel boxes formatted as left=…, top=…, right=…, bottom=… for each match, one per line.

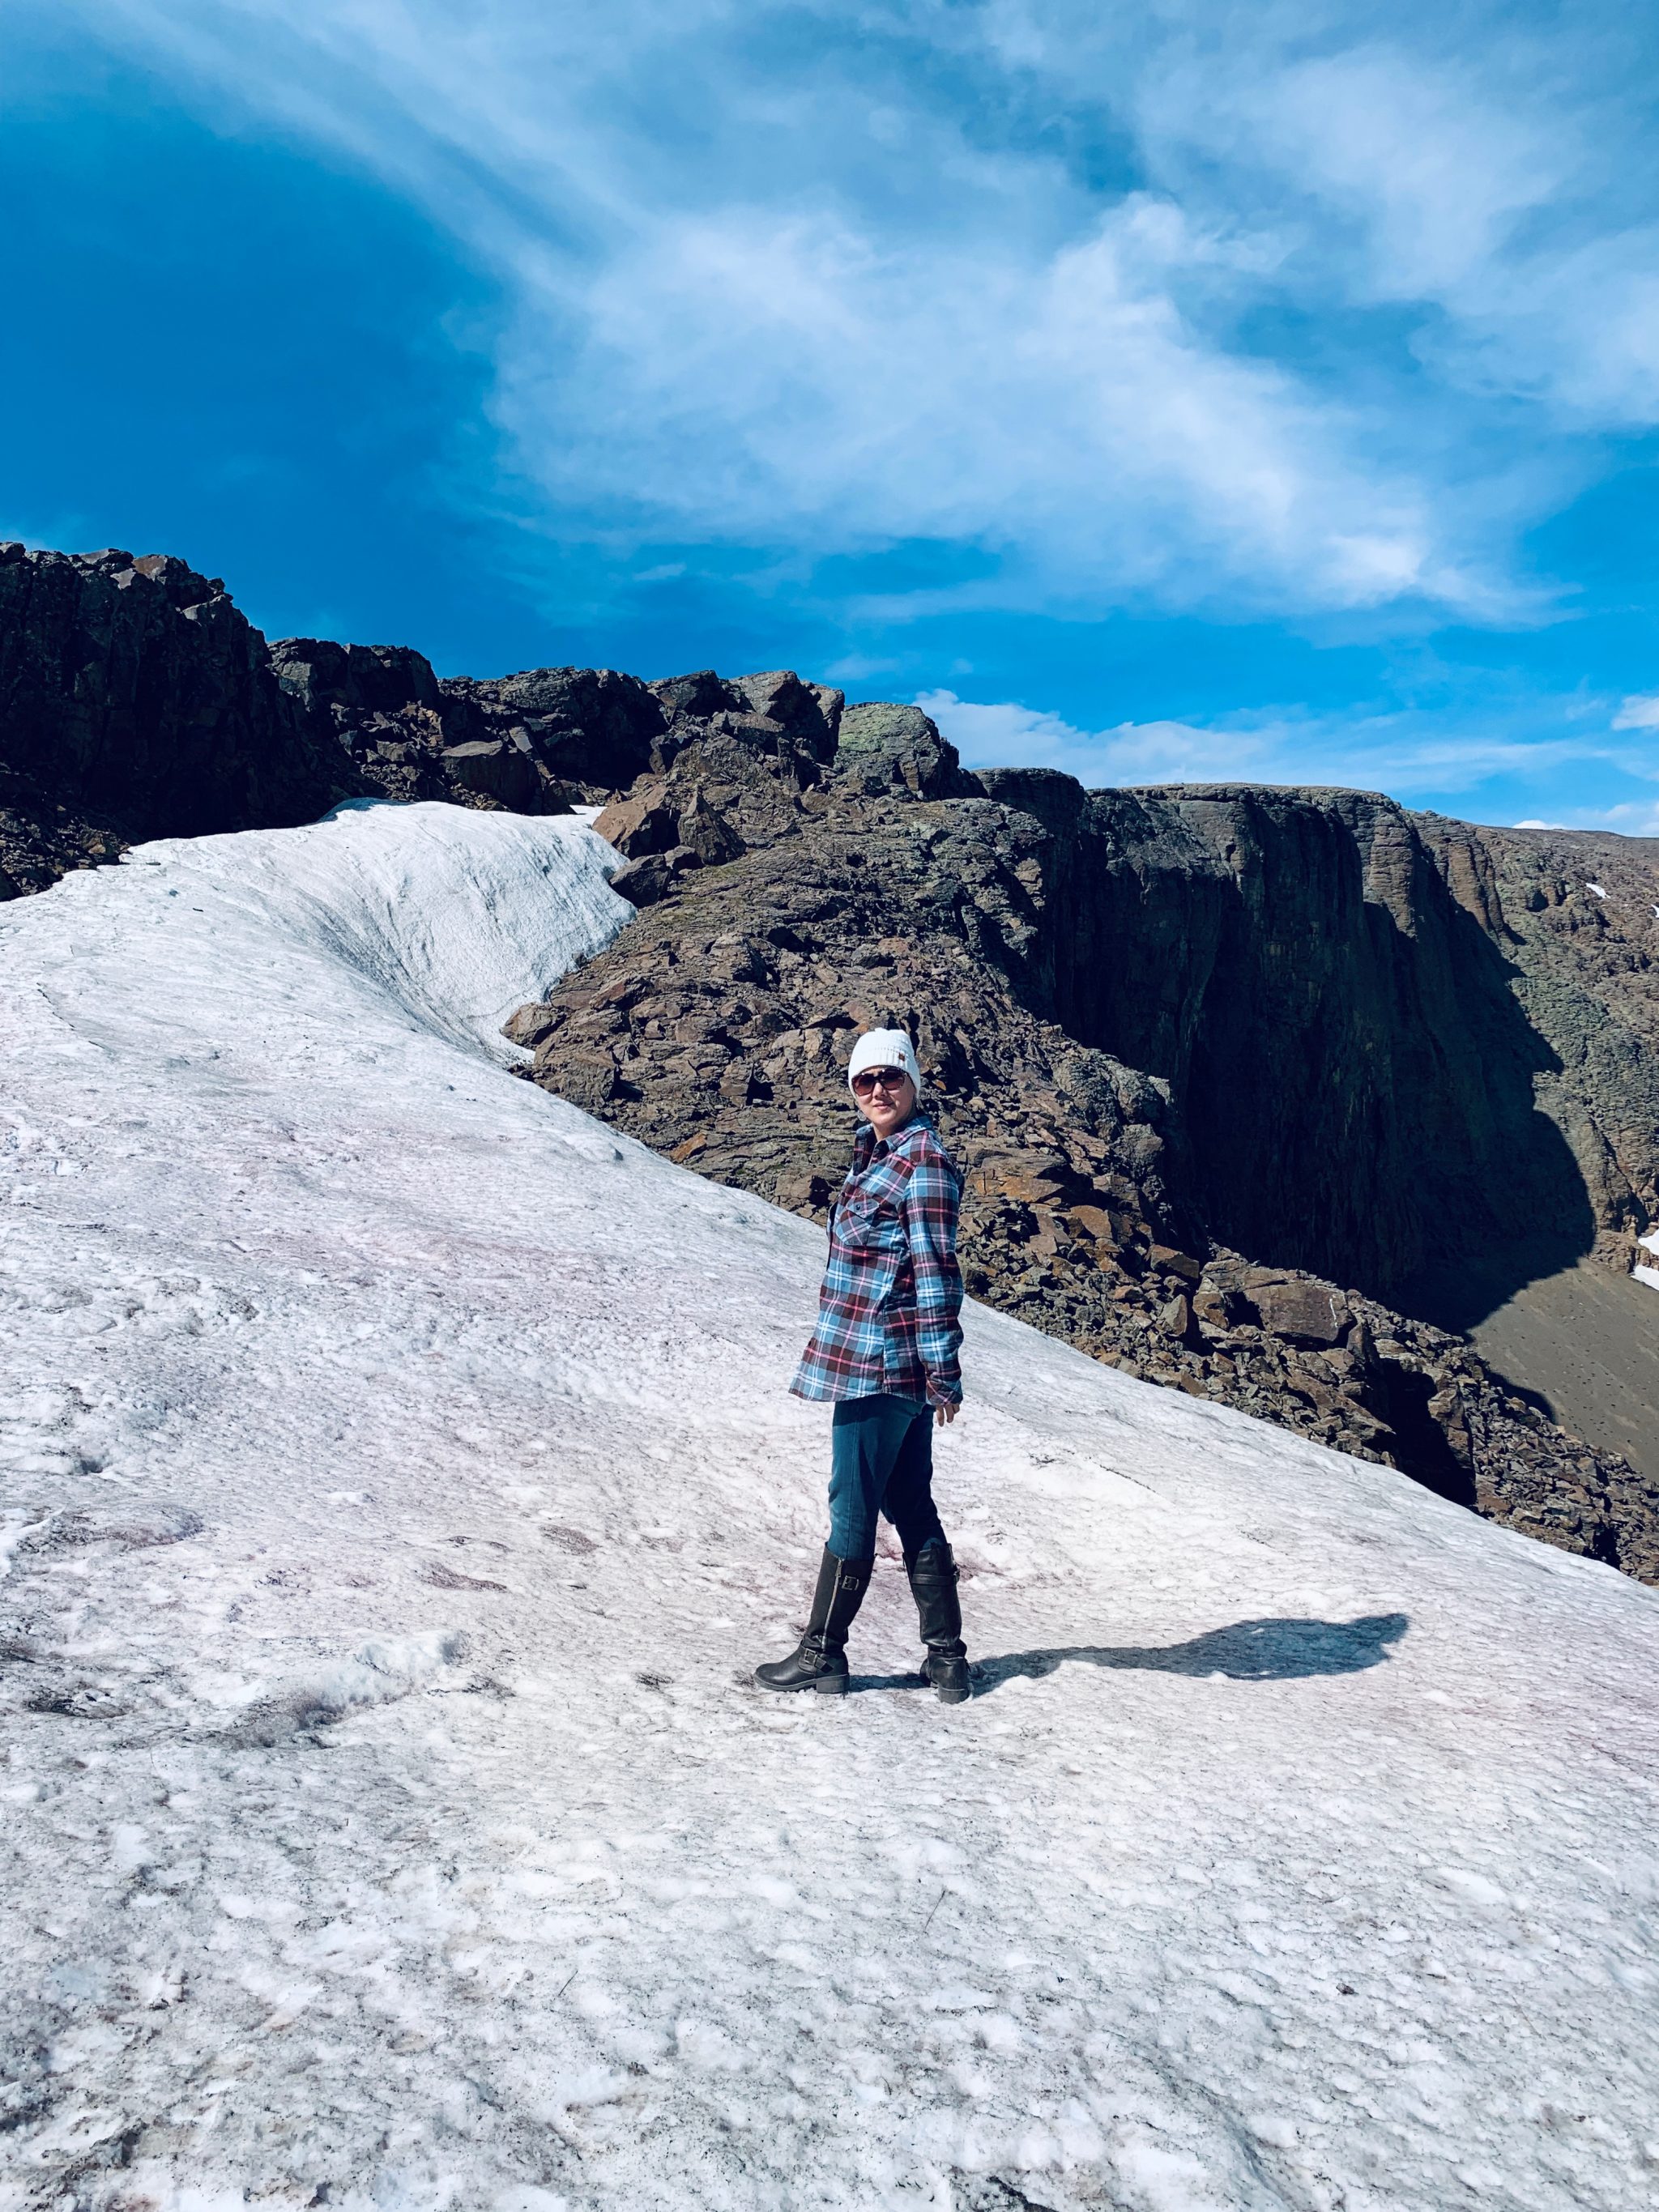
left=5, top=2, right=1659, bottom=828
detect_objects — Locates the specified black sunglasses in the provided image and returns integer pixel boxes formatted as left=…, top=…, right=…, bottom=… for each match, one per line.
left=851, top=1065, right=912, bottom=1096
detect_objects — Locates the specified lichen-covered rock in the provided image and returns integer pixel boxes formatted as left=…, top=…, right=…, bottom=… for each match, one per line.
left=835, top=701, right=972, bottom=798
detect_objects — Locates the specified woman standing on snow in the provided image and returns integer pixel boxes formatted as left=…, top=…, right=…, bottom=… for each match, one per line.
left=756, top=1027, right=970, bottom=1704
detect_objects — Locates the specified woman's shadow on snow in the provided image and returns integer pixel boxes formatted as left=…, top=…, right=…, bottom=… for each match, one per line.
left=854, top=1613, right=1409, bottom=1696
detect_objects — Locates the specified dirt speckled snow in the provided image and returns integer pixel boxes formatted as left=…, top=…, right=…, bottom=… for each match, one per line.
left=2, top=801, right=1657, bottom=2212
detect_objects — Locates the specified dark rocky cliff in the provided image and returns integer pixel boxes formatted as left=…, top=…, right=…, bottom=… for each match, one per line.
left=0, top=547, right=667, bottom=896
left=0, top=546, right=356, bottom=896
left=1414, top=817, right=1659, bottom=1311
left=964, top=782, right=1606, bottom=1313
left=4, top=545, right=1656, bottom=1579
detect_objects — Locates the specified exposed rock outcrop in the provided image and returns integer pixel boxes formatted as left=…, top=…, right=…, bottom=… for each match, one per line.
left=267, top=641, right=670, bottom=816
left=0, top=548, right=680, bottom=897
left=509, top=704, right=1659, bottom=1584
left=999, top=782, right=1604, bottom=1309
left=1411, top=818, right=1659, bottom=1315
left=0, top=545, right=359, bottom=897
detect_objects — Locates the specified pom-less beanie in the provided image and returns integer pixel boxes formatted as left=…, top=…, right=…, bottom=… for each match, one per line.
left=847, top=1028, right=922, bottom=1096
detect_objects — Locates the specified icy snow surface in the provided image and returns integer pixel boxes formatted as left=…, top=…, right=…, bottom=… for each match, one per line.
left=2, top=801, right=1657, bottom=2212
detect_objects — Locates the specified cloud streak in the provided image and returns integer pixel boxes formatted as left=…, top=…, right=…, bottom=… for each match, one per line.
left=918, top=687, right=1653, bottom=808
left=46, top=0, right=1659, bottom=632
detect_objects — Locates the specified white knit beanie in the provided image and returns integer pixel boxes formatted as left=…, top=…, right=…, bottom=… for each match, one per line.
left=847, top=1027, right=922, bottom=1096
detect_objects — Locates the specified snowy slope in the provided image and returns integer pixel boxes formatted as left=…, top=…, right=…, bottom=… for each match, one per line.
left=2, top=801, right=1657, bottom=2212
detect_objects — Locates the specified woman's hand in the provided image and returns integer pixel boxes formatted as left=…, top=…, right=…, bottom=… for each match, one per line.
left=934, top=1400, right=958, bottom=1427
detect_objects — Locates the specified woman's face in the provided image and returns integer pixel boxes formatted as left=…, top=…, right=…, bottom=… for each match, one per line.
left=852, top=1064, right=916, bottom=1141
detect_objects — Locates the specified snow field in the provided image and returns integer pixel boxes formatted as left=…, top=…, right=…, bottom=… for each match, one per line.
left=1, top=801, right=1657, bottom=2212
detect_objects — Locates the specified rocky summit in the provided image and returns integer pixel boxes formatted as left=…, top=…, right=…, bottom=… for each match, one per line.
left=6, top=547, right=1658, bottom=1581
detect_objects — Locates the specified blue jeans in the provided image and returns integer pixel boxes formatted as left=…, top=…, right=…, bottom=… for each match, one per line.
left=827, top=1394, right=948, bottom=1564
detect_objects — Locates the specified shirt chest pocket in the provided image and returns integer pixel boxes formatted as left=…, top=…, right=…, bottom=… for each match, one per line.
left=836, top=1181, right=907, bottom=1258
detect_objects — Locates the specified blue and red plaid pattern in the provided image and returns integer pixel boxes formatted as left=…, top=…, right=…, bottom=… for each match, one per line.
left=791, top=1113, right=965, bottom=1407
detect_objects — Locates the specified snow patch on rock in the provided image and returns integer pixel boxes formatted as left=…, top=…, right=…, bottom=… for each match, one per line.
left=117, top=796, right=630, bottom=1061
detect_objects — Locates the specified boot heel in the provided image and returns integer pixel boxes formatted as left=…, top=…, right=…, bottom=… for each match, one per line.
left=813, top=1673, right=849, bottom=1695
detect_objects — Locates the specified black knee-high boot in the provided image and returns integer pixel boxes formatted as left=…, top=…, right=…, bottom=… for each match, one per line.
left=754, top=1548, right=871, bottom=1694
left=906, top=1539, right=970, bottom=1703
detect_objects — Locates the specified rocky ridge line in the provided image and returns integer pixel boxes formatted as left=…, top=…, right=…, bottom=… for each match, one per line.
left=0, top=546, right=667, bottom=897
left=505, top=695, right=1659, bottom=1585
left=0, top=546, right=352, bottom=896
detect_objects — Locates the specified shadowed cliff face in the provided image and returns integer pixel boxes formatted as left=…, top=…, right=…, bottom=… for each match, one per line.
left=995, top=783, right=1601, bottom=1321
left=1420, top=817, right=1659, bottom=1254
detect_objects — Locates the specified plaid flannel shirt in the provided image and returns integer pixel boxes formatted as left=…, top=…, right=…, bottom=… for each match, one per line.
left=791, top=1112, right=965, bottom=1407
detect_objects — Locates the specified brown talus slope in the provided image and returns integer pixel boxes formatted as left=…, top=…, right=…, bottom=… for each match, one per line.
left=510, top=700, right=1659, bottom=1584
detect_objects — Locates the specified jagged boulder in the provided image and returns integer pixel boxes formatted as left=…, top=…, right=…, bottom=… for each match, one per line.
left=732, top=671, right=842, bottom=759
left=441, top=666, right=666, bottom=792
left=676, top=787, right=744, bottom=866
left=267, top=637, right=441, bottom=718
left=437, top=738, right=544, bottom=809
left=593, top=785, right=678, bottom=858
left=609, top=846, right=703, bottom=906
left=648, top=669, right=741, bottom=722
left=834, top=701, right=972, bottom=799
left=1243, top=1275, right=1352, bottom=1348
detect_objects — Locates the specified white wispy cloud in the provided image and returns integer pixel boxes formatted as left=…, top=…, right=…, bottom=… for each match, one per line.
left=979, top=6, right=1659, bottom=428
left=918, top=687, right=1639, bottom=804
left=915, top=691, right=1286, bottom=786
left=1612, top=693, right=1659, bottom=731
left=1516, top=799, right=1659, bottom=835
left=54, top=0, right=1659, bottom=625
